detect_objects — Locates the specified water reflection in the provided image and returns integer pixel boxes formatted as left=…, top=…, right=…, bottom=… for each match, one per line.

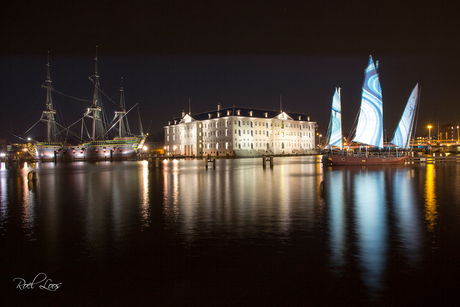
left=0, top=166, right=9, bottom=236
left=393, top=167, right=422, bottom=265
left=424, top=164, right=438, bottom=232
left=2, top=158, right=460, bottom=304
left=323, top=165, right=423, bottom=296
left=160, top=157, right=320, bottom=247
left=21, top=172, right=36, bottom=238
left=140, top=160, right=150, bottom=228
left=324, top=170, right=347, bottom=269
left=354, top=169, right=387, bottom=294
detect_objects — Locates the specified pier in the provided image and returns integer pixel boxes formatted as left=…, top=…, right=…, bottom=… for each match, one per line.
left=408, top=155, right=460, bottom=163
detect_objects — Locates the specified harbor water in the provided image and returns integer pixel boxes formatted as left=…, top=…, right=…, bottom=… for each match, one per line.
left=1, top=157, right=460, bottom=306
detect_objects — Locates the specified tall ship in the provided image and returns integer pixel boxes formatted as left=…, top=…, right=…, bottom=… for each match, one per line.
left=324, top=56, right=420, bottom=166
left=26, top=50, right=146, bottom=161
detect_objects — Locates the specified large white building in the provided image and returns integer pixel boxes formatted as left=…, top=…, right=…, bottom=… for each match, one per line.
left=164, top=104, right=317, bottom=157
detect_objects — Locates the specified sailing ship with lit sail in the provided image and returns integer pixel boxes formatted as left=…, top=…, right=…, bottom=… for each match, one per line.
left=26, top=51, right=146, bottom=161
left=324, top=56, right=419, bottom=166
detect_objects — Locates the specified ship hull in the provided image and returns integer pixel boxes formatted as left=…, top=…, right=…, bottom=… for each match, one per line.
left=33, top=136, right=146, bottom=161
left=324, top=153, right=410, bottom=166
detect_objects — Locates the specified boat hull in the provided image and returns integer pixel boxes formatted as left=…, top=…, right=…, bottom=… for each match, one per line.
left=32, top=136, right=146, bottom=161
left=324, top=153, right=410, bottom=166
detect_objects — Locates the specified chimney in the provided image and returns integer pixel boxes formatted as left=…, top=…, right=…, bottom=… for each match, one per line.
left=217, top=102, right=221, bottom=111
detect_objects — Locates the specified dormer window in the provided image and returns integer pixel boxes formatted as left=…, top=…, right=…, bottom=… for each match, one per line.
left=236, top=110, right=241, bottom=116
left=208, top=113, right=212, bottom=119
left=227, top=110, right=232, bottom=116
left=249, top=111, right=253, bottom=117
left=264, top=112, right=268, bottom=118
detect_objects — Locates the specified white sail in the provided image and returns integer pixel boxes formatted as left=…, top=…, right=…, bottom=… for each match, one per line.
left=353, top=56, right=383, bottom=148
left=326, top=88, right=343, bottom=149
left=390, top=84, right=419, bottom=149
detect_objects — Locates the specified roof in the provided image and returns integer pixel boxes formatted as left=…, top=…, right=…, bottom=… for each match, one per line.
left=169, top=106, right=313, bottom=123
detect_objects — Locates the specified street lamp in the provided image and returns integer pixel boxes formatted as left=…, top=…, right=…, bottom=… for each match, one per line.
left=428, top=125, right=432, bottom=143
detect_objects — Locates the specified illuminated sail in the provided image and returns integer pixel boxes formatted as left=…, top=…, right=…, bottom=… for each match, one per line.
left=353, top=56, right=383, bottom=148
left=390, top=84, right=419, bottom=149
left=326, top=88, right=343, bottom=149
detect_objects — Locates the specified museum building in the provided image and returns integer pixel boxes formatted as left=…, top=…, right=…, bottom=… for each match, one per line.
left=164, top=103, right=317, bottom=157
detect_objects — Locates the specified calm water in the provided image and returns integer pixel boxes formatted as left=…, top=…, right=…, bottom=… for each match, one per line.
left=1, top=157, right=460, bottom=306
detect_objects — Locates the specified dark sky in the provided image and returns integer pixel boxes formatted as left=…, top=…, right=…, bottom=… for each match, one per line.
left=1, top=1, right=459, bottom=142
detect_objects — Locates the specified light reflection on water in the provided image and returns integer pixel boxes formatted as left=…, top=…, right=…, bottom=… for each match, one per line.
left=322, top=165, right=425, bottom=296
left=1, top=158, right=459, bottom=304
left=425, top=163, right=438, bottom=232
left=354, top=170, right=387, bottom=294
left=160, top=158, right=321, bottom=247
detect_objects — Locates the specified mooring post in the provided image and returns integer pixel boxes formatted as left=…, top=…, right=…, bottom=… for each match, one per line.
left=262, top=156, right=266, bottom=167
left=27, top=171, right=38, bottom=181
left=155, top=158, right=159, bottom=168
left=270, top=155, right=274, bottom=167
left=206, top=158, right=216, bottom=169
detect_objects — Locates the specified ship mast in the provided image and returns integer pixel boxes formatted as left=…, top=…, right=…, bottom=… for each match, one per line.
left=40, top=51, right=58, bottom=143
left=87, top=46, right=105, bottom=141
left=115, top=77, right=127, bottom=137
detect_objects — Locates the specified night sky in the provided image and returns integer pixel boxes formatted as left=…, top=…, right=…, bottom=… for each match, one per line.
left=1, top=1, right=459, bottom=142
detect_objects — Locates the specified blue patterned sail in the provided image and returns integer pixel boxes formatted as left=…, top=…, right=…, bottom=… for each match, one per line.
left=390, top=84, right=419, bottom=149
left=353, top=56, right=383, bottom=148
left=326, top=88, right=343, bottom=149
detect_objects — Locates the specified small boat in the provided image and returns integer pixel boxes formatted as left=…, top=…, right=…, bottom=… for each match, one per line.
left=324, top=56, right=419, bottom=166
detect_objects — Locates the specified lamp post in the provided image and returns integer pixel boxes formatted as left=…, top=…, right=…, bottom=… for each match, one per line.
left=457, top=125, right=459, bottom=143
left=428, top=125, right=432, bottom=144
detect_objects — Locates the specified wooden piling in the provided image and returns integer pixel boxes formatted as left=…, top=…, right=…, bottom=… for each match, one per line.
left=263, top=155, right=274, bottom=167
left=206, top=158, right=216, bottom=169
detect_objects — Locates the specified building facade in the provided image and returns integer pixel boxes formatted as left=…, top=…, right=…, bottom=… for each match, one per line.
left=439, top=124, right=460, bottom=143
left=164, top=104, right=317, bottom=157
